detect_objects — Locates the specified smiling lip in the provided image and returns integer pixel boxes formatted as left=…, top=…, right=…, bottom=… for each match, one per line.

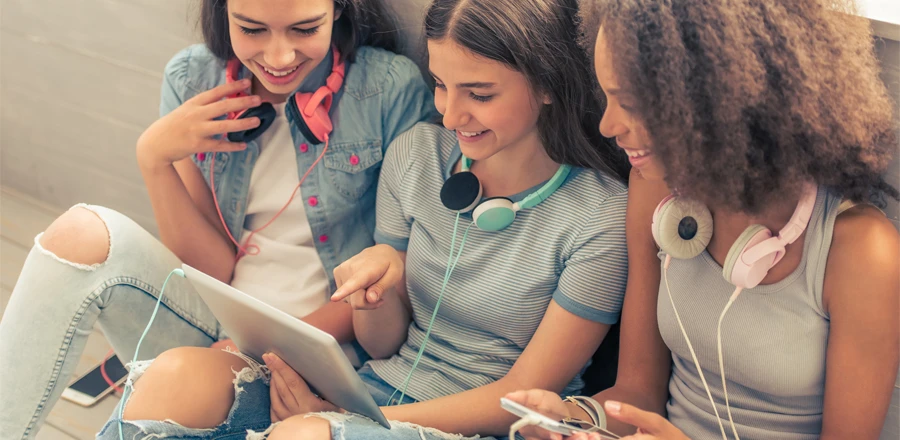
left=456, top=129, right=491, bottom=143
left=619, top=144, right=654, bottom=167
left=255, top=60, right=304, bottom=86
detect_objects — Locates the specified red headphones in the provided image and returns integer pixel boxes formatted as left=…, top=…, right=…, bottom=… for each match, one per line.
left=204, top=46, right=346, bottom=259
left=227, top=46, right=344, bottom=142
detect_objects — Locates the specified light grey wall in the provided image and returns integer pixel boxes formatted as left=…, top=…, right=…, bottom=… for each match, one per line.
left=0, top=0, right=200, bottom=234
left=0, top=0, right=897, bottom=233
left=0, top=0, right=433, bottom=236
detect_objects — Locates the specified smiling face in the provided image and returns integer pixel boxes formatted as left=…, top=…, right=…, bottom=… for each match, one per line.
left=227, top=0, right=339, bottom=102
left=594, top=27, right=666, bottom=180
left=428, top=38, right=549, bottom=162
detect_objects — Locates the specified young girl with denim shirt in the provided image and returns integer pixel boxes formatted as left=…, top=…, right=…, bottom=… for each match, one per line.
left=0, top=0, right=435, bottom=437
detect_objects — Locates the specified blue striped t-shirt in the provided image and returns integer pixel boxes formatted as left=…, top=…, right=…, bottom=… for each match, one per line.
left=367, top=122, right=629, bottom=402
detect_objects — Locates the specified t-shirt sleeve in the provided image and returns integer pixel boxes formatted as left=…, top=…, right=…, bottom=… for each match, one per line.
left=552, top=189, right=629, bottom=324
left=374, top=125, right=422, bottom=251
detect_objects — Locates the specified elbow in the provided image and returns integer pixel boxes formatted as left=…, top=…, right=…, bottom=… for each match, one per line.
left=359, top=341, right=401, bottom=361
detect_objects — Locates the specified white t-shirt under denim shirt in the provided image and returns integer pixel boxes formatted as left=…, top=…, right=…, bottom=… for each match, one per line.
left=230, top=102, right=330, bottom=319
left=367, top=122, right=630, bottom=402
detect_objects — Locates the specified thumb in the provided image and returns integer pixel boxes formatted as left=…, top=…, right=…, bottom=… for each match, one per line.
left=366, top=283, right=386, bottom=303
left=605, top=401, right=668, bottom=436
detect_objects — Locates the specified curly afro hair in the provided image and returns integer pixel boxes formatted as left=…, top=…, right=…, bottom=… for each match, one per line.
left=580, top=0, right=897, bottom=213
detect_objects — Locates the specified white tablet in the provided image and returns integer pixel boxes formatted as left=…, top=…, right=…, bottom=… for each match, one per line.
left=182, top=264, right=390, bottom=428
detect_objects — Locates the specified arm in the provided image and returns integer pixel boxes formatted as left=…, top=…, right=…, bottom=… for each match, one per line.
left=351, top=251, right=411, bottom=359
left=328, top=244, right=411, bottom=356
left=138, top=56, right=260, bottom=283
left=819, top=205, right=899, bottom=440
left=382, top=301, right=610, bottom=437
left=301, top=300, right=355, bottom=344
left=580, top=169, right=673, bottom=435
left=141, top=158, right=237, bottom=283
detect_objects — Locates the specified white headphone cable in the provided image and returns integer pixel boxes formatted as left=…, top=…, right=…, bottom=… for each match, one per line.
left=664, top=255, right=729, bottom=440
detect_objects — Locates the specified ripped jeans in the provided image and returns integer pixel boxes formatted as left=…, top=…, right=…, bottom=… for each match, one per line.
left=99, top=358, right=493, bottom=440
left=0, top=205, right=223, bottom=439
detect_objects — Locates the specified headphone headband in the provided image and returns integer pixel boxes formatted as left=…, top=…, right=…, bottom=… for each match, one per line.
left=776, top=183, right=817, bottom=245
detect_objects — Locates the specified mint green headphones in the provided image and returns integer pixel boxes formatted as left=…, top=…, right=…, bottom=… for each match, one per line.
left=439, top=155, right=572, bottom=231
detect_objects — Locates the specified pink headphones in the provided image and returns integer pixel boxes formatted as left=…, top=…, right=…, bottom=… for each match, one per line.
left=651, top=183, right=817, bottom=289
left=199, top=46, right=345, bottom=156
left=203, top=47, right=346, bottom=259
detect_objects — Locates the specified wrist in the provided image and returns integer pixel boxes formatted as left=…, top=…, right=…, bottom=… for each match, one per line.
left=136, top=137, right=180, bottom=175
left=563, top=400, right=591, bottom=423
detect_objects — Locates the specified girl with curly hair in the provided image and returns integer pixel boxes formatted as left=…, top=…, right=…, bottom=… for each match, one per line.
left=509, top=0, right=898, bottom=439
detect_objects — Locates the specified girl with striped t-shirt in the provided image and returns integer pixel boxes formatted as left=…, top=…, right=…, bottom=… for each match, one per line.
left=262, top=0, right=632, bottom=438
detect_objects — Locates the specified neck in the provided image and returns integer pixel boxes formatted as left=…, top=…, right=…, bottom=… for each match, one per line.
left=466, top=129, right=559, bottom=198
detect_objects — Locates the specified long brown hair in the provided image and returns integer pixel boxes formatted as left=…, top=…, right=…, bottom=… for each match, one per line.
left=425, top=0, right=629, bottom=180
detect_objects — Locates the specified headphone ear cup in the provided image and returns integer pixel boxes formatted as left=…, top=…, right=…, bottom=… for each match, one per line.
left=651, top=195, right=675, bottom=248
left=294, top=92, right=334, bottom=144
left=441, top=172, right=482, bottom=212
left=473, top=197, right=516, bottom=231
left=226, top=102, right=276, bottom=143
left=655, top=197, right=713, bottom=260
left=723, top=225, right=781, bottom=289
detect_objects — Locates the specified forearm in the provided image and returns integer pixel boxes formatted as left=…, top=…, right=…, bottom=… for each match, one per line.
left=590, top=383, right=668, bottom=435
left=140, top=161, right=236, bottom=282
left=352, top=288, right=410, bottom=359
left=302, top=300, right=355, bottom=344
left=380, top=377, right=530, bottom=437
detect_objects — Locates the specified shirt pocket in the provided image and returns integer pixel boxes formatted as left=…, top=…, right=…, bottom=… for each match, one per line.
left=322, top=139, right=383, bottom=200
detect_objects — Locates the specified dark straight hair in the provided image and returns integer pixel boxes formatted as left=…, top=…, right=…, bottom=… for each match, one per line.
left=200, top=0, right=399, bottom=63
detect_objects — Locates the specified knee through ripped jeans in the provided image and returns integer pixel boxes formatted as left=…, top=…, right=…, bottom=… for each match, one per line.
left=98, top=353, right=496, bottom=440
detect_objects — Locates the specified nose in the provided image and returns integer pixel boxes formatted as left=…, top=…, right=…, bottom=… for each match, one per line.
left=264, top=35, right=297, bottom=69
left=598, top=107, right=627, bottom=139
left=439, top=94, right=470, bottom=131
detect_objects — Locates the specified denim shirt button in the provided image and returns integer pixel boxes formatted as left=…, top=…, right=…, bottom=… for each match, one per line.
left=318, top=235, right=329, bottom=243
left=349, top=154, right=360, bottom=166
left=299, top=143, right=309, bottom=153
left=308, top=196, right=319, bottom=207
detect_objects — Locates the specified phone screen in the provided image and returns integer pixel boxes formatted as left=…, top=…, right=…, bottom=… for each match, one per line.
left=69, top=355, right=128, bottom=397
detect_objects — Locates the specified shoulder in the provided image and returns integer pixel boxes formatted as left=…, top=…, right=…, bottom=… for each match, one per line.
left=163, top=44, right=225, bottom=97
left=344, top=46, right=426, bottom=99
left=564, top=167, right=629, bottom=216
left=824, top=204, right=899, bottom=312
left=383, top=122, right=452, bottom=173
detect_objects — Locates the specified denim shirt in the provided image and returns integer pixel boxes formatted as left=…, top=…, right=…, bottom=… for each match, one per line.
left=159, top=44, right=437, bottom=290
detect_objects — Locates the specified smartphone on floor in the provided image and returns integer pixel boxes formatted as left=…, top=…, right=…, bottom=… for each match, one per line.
left=61, top=354, right=128, bottom=407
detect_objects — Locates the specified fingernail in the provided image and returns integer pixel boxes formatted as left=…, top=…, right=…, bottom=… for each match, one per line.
left=367, top=291, right=378, bottom=302
left=242, top=78, right=251, bottom=86
left=605, top=400, right=621, bottom=415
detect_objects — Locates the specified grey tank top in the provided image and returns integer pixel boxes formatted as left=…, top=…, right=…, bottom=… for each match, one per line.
left=657, top=186, right=841, bottom=440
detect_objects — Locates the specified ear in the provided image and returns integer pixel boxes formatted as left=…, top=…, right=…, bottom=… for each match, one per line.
left=334, top=6, right=343, bottom=21
left=541, top=92, right=552, bottom=105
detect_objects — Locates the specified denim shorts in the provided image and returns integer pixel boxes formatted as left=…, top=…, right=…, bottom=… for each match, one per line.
left=97, top=352, right=495, bottom=440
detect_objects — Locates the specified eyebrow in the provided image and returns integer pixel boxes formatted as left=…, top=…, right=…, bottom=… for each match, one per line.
left=429, top=71, right=495, bottom=89
left=231, top=12, right=327, bottom=27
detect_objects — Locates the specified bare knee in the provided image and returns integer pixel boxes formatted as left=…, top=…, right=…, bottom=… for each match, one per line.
left=123, top=346, right=249, bottom=429
left=39, top=207, right=110, bottom=266
left=268, top=415, right=331, bottom=440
